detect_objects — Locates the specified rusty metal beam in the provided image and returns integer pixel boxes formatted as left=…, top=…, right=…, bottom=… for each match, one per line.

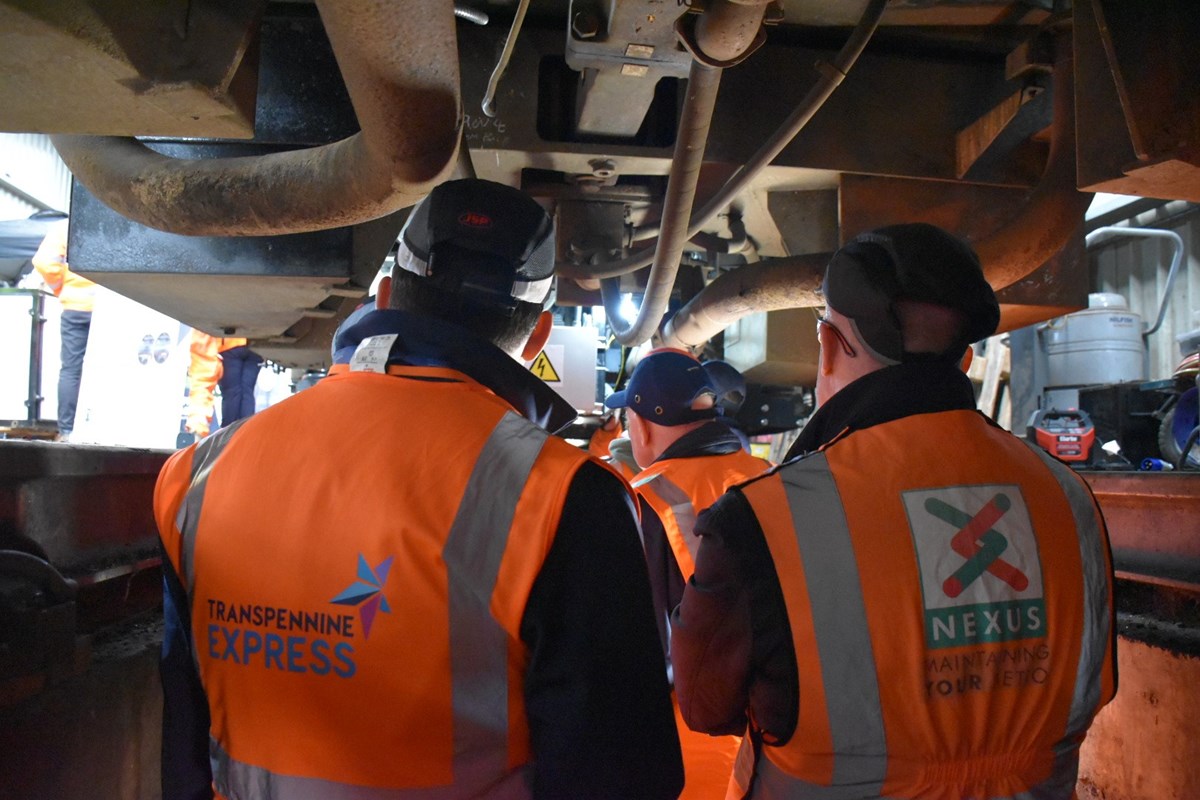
left=0, top=0, right=262, bottom=138
left=1084, top=472, right=1200, bottom=591
left=838, top=173, right=1089, bottom=330
left=1074, top=0, right=1200, bottom=202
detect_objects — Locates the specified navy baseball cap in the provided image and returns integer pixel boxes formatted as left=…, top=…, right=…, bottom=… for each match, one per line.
left=823, top=223, right=1000, bottom=364
left=605, top=349, right=718, bottom=426
left=701, top=359, right=747, bottom=416
left=395, top=179, right=556, bottom=310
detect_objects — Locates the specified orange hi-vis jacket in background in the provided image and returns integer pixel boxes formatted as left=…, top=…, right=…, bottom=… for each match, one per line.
left=734, top=409, right=1115, bottom=800
left=32, top=219, right=96, bottom=312
left=155, top=364, right=604, bottom=798
left=634, top=446, right=769, bottom=800
left=185, top=334, right=254, bottom=435
left=634, top=447, right=771, bottom=582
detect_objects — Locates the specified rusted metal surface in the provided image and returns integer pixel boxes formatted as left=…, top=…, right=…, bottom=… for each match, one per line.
left=659, top=253, right=826, bottom=350
left=1084, top=473, right=1200, bottom=590
left=0, top=616, right=162, bottom=800
left=0, top=441, right=168, bottom=574
left=1079, top=624, right=1200, bottom=800
left=839, top=173, right=1089, bottom=330
left=1075, top=473, right=1200, bottom=798
left=51, top=0, right=462, bottom=237
left=1074, top=0, right=1200, bottom=203
left=0, top=0, right=261, bottom=138
left=0, top=441, right=166, bottom=716
left=692, top=0, right=771, bottom=65
left=973, top=30, right=1094, bottom=293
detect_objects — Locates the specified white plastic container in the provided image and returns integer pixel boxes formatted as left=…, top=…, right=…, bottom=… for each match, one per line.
left=1041, top=293, right=1146, bottom=387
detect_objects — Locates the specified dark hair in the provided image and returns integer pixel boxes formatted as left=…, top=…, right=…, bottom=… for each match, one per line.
left=388, top=269, right=543, bottom=353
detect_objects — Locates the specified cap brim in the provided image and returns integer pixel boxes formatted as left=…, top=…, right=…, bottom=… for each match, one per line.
left=604, top=390, right=630, bottom=410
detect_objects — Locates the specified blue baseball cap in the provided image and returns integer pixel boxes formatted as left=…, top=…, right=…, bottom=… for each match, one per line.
left=701, top=359, right=747, bottom=416
left=605, top=349, right=718, bottom=426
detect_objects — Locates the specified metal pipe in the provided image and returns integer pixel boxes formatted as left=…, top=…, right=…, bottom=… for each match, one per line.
left=694, top=0, right=773, bottom=64
left=453, top=3, right=489, bottom=25
left=1085, top=226, right=1186, bottom=337
left=563, top=0, right=886, bottom=281
left=481, top=0, right=530, bottom=117
left=975, top=29, right=1092, bottom=292
left=51, top=0, right=462, bottom=237
left=659, top=252, right=828, bottom=350
left=606, top=61, right=723, bottom=346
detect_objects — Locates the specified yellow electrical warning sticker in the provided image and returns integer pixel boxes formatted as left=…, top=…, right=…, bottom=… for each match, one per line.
left=529, top=349, right=562, bottom=382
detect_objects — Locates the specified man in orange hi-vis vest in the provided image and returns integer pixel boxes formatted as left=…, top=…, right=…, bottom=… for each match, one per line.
left=155, top=179, right=683, bottom=800
left=672, top=223, right=1116, bottom=800
left=605, top=348, right=771, bottom=800
left=32, top=218, right=97, bottom=440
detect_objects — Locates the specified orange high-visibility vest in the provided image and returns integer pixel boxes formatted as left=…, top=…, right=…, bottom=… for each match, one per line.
left=634, top=448, right=771, bottom=581
left=733, top=409, right=1115, bottom=800
left=635, top=447, right=769, bottom=800
left=32, top=219, right=96, bottom=312
left=155, top=364, right=610, bottom=798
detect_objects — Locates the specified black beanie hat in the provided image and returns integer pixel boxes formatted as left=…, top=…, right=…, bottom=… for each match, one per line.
left=822, top=223, right=1000, bottom=364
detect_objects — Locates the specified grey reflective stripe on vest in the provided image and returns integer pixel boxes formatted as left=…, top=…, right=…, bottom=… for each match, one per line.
left=209, top=411, right=544, bottom=799
left=174, top=419, right=251, bottom=592
left=641, top=473, right=698, bottom=563
left=1026, top=449, right=1109, bottom=739
left=212, top=739, right=533, bottom=800
left=754, top=447, right=1107, bottom=800
left=1025, top=445, right=1111, bottom=799
left=776, top=454, right=888, bottom=795
left=442, top=411, right=546, bottom=793
left=754, top=755, right=895, bottom=800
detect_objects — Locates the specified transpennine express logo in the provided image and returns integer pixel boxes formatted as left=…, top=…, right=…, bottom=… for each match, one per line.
left=904, top=485, right=1045, bottom=650
left=331, top=554, right=393, bottom=639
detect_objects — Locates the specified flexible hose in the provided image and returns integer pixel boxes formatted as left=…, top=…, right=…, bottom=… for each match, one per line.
left=481, top=0, right=530, bottom=117
left=604, top=62, right=723, bottom=346
left=453, top=3, right=488, bottom=25
left=564, top=0, right=887, bottom=281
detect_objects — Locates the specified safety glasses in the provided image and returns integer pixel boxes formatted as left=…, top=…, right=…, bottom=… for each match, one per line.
left=816, top=315, right=857, bottom=358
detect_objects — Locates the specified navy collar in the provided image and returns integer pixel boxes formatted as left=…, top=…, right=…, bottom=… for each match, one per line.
left=655, top=420, right=747, bottom=463
left=335, top=308, right=577, bottom=434
left=784, top=362, right=979, bottom=461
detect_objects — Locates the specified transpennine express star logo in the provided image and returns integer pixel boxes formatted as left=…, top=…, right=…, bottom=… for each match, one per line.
left=331, top=555, right=393, bottom=639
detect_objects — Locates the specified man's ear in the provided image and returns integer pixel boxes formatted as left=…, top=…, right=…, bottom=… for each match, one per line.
left=375, top=276, right=392, bottom=310
left=819, top=325, right=837, bottom=376
left=521, top=310, right=554, bottom=361
left=631, top=412, right=652, bottom=450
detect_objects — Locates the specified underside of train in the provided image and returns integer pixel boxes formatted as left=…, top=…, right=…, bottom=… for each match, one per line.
left=4, top=0, right=1196, bottom=375
left=1, top=2, right=1199, bottom=798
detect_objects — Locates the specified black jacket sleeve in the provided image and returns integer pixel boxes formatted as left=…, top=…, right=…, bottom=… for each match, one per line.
left=521, top=461, right=684, bottom=799
left=160, top=547, right=215, bottom=800
left=639, top=495, right=686, bottom=671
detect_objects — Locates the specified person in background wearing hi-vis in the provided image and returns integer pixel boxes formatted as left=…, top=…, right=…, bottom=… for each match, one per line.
left=183, top=333, right=263, bottom=437
left=215, top=337, right=263, bottom=426
left=605, top=348, right=772, bottom=800
left=672, top=223, right=1116, bottom=800
left=32, top=218, right=97, bottom=441
left=154, top=179, right=683, bottom=800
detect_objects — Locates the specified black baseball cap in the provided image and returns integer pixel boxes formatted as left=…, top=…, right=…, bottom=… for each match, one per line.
left=823, top=223, right=1000, bottom=364
left=395, top=179, right=556, bottom=311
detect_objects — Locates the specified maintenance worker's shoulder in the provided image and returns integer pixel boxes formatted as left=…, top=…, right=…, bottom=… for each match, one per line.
left=153, top=444, right=198, bottom=550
